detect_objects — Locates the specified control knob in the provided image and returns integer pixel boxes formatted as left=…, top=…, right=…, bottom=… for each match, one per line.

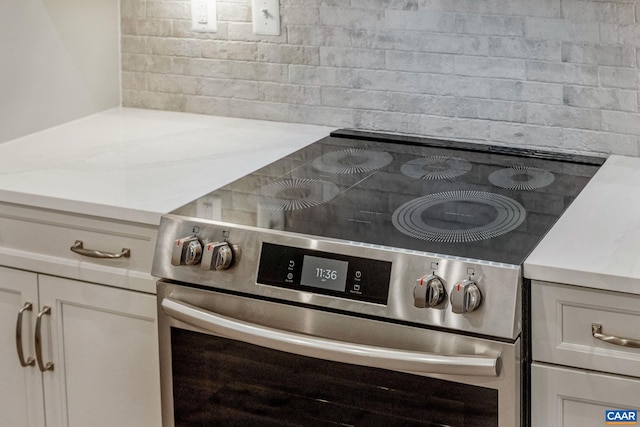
left=171, top=236, right=202, bottom=266
left=201, top=242, right=233, bottom=271
left=414, top=274, right=445, bottom=308
left=184, top=239, right=203, bottom=265
left=450, top=279, right=482, bottom=314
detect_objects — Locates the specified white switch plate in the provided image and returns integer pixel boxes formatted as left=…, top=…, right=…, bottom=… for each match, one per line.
left=252, top=0, right=280, bottom=35
left=191, top=0, right=217, bottom=32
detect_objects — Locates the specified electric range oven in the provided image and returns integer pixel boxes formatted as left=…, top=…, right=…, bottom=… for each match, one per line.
left=151, top=129, right=604, bottom=427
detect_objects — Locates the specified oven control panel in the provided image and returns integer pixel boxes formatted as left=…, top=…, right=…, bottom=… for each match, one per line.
left=152, top=215, right=522, bottom=340
left=257, top=243, right=392, bottom=305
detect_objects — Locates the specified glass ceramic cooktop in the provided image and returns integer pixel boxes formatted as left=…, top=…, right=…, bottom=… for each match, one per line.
left=173, top=130, right=604, bottom=265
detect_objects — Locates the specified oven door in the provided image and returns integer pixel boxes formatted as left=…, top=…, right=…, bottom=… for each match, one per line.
left=157, top=281, right=520, bottom=427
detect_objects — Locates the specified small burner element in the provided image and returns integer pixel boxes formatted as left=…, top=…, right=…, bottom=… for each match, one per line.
left=401, top=156, right=472, bottom=180
left=312, top=148, right=393, bottom=174
left=255, top=179, right=340, bottom=211
left=392, top=191, right=526, bottom=243
left=488, top=166, right=555, bottom=190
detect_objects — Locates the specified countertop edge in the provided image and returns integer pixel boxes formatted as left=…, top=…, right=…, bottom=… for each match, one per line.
left=523, top=263, right=640, bottom=295
left=0, top=189, right=163, bottom=226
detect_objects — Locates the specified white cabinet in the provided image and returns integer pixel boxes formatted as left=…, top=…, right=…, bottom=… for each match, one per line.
left=532, top=281, right=640, bottom=377
left=0, top=267, right=44, bottom=427
left=1, top=267, right=161, bottom=427
left=532, top=364, right=640, bottom=427
left=531, top=281, right=640, bottom=427
left=0, top=203, right=161, bottom=427
left=0, top=202, right=158, bottom=294
left=39, top=275, right=161, bottom=427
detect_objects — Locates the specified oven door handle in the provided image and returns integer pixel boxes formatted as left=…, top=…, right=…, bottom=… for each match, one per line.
left=161, top=297, right=500, bottom=377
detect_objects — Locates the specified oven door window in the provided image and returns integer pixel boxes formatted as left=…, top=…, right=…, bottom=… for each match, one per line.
left=171, top=328, right=498, bottom=427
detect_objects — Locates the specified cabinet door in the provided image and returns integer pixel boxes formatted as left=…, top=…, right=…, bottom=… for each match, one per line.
left=38, top=275, right=161, bottom=427
left=532, top=363, right=640, bottom=427
left=532, top=281, right=640, bottom=378
left=0, top=266, right=45, bottom=427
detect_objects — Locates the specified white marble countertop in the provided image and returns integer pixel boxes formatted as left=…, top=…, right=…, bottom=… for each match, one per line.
left=524, top=155, right=640, bottom=295
left=0, top=108, right=335, bottom=225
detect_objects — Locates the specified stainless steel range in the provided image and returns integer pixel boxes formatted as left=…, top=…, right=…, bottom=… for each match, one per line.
left=152, top=130, right=604, bottom=427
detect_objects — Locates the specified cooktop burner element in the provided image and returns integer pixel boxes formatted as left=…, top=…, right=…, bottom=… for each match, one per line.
left=401, top=156, right=472, bottom=180
left=312, top=148, right=393, bottom=174
left=488, top=166, right=555, bottom=190
left=252, top=179, right=340, bottom=211
left=173, top=129, right=603, bottom=265
left=392, top=191, right=526, bottom=243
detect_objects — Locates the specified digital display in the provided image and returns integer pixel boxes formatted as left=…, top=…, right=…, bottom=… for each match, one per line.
left=300, top=255, right=349, bottom=292
left=257, top=243, right=392, bottom=305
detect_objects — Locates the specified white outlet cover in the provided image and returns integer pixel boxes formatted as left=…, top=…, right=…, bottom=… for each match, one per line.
left=191, top=0, right=217, bottom=32
left=252, top=0, right=280, bottom=36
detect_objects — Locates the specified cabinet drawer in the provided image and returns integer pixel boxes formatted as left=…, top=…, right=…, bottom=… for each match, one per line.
left=0, top=203, right=157, bottom=293
left=532, top=281, right=640, bottom=377
left=531, top=363, right=640, bottom=427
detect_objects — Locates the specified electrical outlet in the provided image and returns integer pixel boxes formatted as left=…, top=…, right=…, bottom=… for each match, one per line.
left=252, top=0, right=280, bottom=36
left=191, top=0, right=217, bottom=32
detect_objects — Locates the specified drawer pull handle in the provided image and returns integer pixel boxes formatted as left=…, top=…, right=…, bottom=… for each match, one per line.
left=592, top=323, right=640, bottom=349
left=16, top=302, right=35, bottom=367
left=35, top=306, right=54, bottom=372
left=70, top=240, right=131, bottom=259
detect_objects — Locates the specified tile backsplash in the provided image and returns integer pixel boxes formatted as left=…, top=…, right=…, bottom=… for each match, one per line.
left=121, top=0, right=640, bottom=156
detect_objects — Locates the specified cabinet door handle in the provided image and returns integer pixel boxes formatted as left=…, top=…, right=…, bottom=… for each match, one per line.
left=70, top=240, right=131, bottom=259
left=35, top=306, right=54, bottom=372
left=592, top=323, right=640, bottom=349
left=16, top=302, right=35, bottom=367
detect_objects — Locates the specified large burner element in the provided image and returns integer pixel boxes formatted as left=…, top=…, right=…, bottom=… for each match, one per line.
left=392, top=191, right=526, bottom=243
left=254, top=179, right=340, bottom=211
left=312, top=148, right=393, bottom=174
left=488, top=166, right=555, bottom=190
left=401, top=156, right=472, bottom=180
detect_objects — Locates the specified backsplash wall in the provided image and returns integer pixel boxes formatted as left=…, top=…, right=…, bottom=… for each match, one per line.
left=121, top=0, right=640, bottom=156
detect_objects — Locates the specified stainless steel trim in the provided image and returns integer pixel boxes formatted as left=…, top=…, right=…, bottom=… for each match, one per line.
left=592, top=323, right=640, bottom=349
left=162, top=296, right=501, bottom=377
left=16, top=302, right=35, bottom=367
left=70, top=240, right=131, bottom=259
left=35, top=306, right=54, bottom=372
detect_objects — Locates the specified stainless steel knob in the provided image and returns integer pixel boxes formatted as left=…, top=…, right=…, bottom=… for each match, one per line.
left=184, top=239, right=203, bottom=265
left=201, top=242, right=234, bottom=271
left=171, top=236, right=200, bottom=266
left=414, top=275, right=445, bottom=308
left=450, top=279, right=482, bottom=314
